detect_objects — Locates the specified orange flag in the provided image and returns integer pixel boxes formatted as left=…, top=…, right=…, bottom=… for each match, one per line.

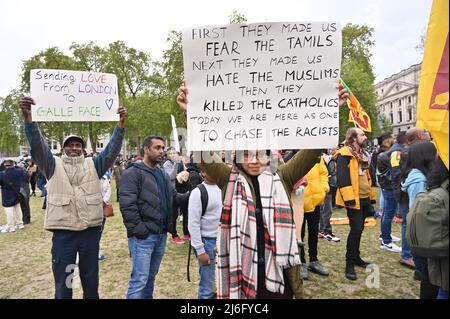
left=341, top=79, right=372, bottom=132
left=416, top=0, right=449, bottom=169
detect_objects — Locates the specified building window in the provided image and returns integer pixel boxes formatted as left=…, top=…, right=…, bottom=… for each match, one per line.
left=390, top=102, right=393, bottom=109
left=53, top=144, right=57, bottom=150
left=398, top=99, right=402, bottom=106
left=408, top=108, right=413, bottom=121
left=408, top=96, right=412, bottom=103
left=398, top=111, right=402, bottom=123
left=390, top=112, right=393, bottom=124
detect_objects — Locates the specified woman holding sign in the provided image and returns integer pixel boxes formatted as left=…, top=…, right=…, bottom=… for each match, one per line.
left=177, top=82, right=348, bottom=299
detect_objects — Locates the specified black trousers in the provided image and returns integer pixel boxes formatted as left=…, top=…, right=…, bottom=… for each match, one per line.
left=346, top=197, right=371, bottom=264
left=30, top=175, right=36, bottom=193
left=169, top=201, right=180, bottom=238
left=179, top=201, right=189, bottom=236
left=300, top=206, right=321, bottom=263
left=20, top=196, right=31, bottom=224
left=51, top=227, right=101, bottom=299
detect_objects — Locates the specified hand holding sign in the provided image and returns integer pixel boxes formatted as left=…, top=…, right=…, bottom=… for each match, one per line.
left=117, top=106, right=127, bottom=129
left=338, top=82, right=349, bottom=107
left=19, top=96, right=35, bottom=123
left=177, top=82, right=188, bottom=113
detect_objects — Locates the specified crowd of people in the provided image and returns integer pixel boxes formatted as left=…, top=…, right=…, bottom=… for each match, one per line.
left=0, top=87, right=447, bottom=300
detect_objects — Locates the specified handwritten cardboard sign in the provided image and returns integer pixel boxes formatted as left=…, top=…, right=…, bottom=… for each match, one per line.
left=30, top=69, right=119, bottom=122
left=182, top=22, right=342, bottom=151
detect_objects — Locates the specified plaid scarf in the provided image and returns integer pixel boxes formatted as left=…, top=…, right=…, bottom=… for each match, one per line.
left=216, top=167, right=300, bottom=299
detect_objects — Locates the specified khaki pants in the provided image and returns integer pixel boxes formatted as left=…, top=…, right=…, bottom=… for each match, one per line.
left=4, top=203, right=23, bottom=228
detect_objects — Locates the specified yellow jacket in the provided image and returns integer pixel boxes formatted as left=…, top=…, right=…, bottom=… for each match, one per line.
left=303, top=157, right=330, bottom=213
left=334, top=146, right=375, bottom=210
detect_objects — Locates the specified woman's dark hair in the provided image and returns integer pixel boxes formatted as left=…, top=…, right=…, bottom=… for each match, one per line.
left=402, top=142, right=437, bottom=180
left=426, top=156, right=449, bottom=189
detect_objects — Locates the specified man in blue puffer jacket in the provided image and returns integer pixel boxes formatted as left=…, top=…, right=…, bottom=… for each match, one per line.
left=119, top=135, right=189, bottom=299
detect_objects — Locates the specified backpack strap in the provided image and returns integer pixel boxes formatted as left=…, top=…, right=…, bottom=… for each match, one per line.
left=197, top=183, right=209, bottom=216
left=187, top=183, right=209, bottom=281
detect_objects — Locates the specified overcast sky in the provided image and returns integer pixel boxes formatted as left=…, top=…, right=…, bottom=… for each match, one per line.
left=0, top=0, right=432, bottom=98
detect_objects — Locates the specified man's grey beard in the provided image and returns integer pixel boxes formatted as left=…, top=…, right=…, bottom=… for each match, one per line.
left=360, top=140, right=369, bottom=149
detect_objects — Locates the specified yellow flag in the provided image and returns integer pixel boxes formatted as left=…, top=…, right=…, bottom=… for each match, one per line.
left=416, top=0, right=449, bottom=169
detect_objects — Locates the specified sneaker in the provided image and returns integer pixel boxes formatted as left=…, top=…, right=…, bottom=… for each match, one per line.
left=300, top=263, right=309, bottom=280
left=380, top=241, right=402, bottom=252
left=399, top=258, right=415, bottom=269
left=308, top=261, right=329, bottom=276
left=182, top=234, right=191, bottom=240
left=379, top=234, right=401, bottom=242
left=325, top=233, right=340, bottom=242
left=1, top=226, right=16, bottom=233
left=171, top=236, right=185, bottom=244
left=16, top=224, right=25, bottom=230
left=98, top=255, right=106, bottom=262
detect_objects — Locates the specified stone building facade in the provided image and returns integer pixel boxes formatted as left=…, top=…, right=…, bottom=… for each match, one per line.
left=375, top=63, right=421, bottom=135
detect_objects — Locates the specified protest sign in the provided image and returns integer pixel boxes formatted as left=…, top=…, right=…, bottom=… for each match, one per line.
left=30, top=69, right=119, bottom=122
left=182, top=22, right=342, bottom=151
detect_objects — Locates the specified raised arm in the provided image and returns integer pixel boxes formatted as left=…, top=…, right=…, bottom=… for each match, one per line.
left=20, top=97, right=55, bottom=180
left=93, top=107, right=127, bottom=178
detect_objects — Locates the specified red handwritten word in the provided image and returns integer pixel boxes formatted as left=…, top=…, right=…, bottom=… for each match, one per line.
left=80, top=73, right=107, bottom=84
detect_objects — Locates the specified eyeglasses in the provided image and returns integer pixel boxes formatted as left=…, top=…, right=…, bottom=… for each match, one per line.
left=238, top=151, right=269, bottom=162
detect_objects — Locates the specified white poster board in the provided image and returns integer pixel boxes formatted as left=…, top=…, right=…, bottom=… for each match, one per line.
left=171, top=115, right=181, bottom=152
left=30, top=69, right=119, bottom=122
left=182, top=22, right=342, bottom=151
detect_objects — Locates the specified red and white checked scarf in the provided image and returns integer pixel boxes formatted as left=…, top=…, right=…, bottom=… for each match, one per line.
left=216, top=168, right=300, bottom=299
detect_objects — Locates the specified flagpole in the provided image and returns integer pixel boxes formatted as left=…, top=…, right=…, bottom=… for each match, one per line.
left=341, top=79, right=358, bottom=128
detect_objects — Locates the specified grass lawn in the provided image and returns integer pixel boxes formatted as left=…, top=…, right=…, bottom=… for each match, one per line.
left=0, top=183, right=419, bottom=299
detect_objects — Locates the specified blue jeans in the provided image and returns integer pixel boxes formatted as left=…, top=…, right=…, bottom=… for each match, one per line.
left=36, top=179, right=47, bottom=197
left=400, top=203, right=412, bottom=259
left=197, top=238, right=216, bottom=299
left=381, top=189, right=397, bottom=244
left=379, top=191, right=384, bottom=213
left=437, top=289, right=449, bottom=299
left=51, top=227, right=101, bottom=299
left=127, top=234, right=167, bottom=299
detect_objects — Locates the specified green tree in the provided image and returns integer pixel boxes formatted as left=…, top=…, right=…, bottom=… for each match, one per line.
left=0, top=91, right=23, bottom=155
left=159, top=30, right=185, bottom=131
left=105, top=41, right=154, bottom=99
left=229, top=10, right=247, bottom=24
left=340, top=24, right=379, bottom=141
